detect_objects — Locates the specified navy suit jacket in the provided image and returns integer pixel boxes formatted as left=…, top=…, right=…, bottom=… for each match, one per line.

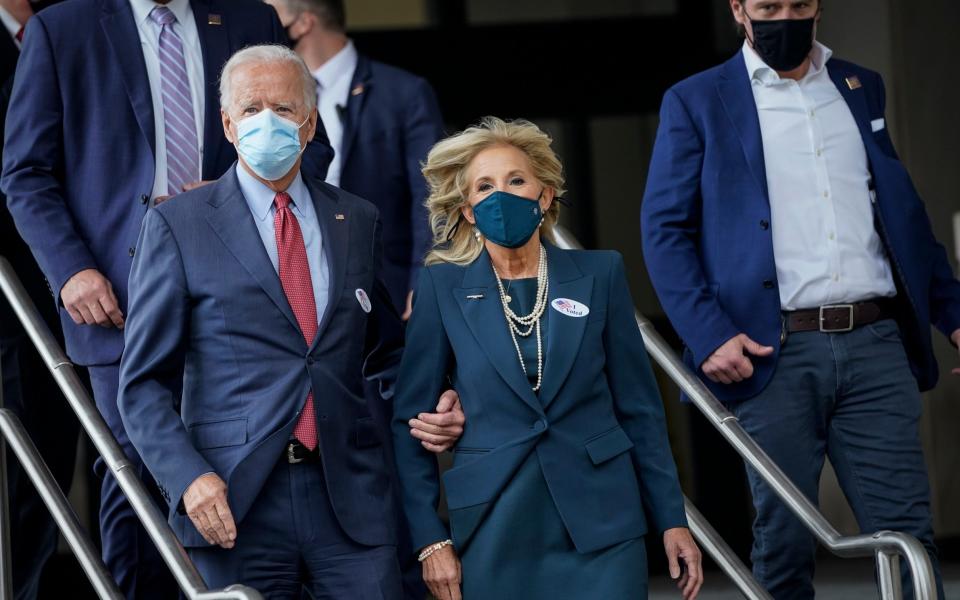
left=641, top=52, right=960, bottom=402
left=0, top=0, right=333, bottom=366
left=392, top=245, right=686, bottom=554
left=118, top=165, right=404, bottom=548
left=336, top=54, right=444, bottom=312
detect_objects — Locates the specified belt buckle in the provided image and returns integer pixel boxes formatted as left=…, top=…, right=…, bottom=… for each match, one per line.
left=819, top=304, right=854, bottom=333
left=286, top=443, right=304, bottom=464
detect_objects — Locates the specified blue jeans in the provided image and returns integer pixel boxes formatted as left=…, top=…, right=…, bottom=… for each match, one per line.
left=189, top=457, right=402, bottom=599
left=731, top=319, right=944, bottom=600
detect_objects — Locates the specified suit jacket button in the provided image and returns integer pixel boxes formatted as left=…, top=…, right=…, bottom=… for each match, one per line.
left=307, top=357, right=315, bottom=365
left=140, top=194, right=149, bottom=204
left=763, top=279, right=774, bottom=289
left=532, top=420, right=546, bottom=432
left=128, top=247, right=136, bottom=257
left=760, top=219, right=769, bottom=230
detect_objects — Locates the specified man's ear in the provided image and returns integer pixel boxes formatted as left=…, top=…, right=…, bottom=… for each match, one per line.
left=221, top=109, right=236, bottom=144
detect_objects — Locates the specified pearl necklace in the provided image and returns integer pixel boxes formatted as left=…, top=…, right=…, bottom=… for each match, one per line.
left=492, top=245, right=549, bottom=391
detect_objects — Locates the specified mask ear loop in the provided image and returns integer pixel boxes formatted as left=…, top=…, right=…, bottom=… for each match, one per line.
left=445, top=215, right=462, bottom=242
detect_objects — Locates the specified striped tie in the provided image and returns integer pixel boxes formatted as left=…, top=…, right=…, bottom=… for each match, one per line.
left=149, top=6, right=200, bottom=195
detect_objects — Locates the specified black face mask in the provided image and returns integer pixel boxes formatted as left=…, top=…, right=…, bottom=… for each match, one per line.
left=746, top=13, right=816, bottom=72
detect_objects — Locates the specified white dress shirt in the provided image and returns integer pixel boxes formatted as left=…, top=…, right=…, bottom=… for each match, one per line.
left=312, top=40, right=358, bottom=187
left=744, top=41, right=897, bottom=310
left=129, top=0, right=205, bottom=200
left=236, top=165, right=330, bottom=323
left=0, top=7, right=21, bottom=49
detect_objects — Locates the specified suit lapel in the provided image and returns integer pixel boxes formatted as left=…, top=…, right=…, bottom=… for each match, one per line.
left=100, top=0, right=155, bottom=158
left=826, top=62, right=877, bottom=152
left=338, top=55, right=373, bottom=170
left=717, top=53, right=769, bottom=201
left=204, top=167, right=302, bottom=337
left=538, top=245, right=592, bottom=409
left=191, top=0, right=232, bottom=178
left=454, top=252, right=544, bottom=417
left=304, top=176, right=348, bottom=351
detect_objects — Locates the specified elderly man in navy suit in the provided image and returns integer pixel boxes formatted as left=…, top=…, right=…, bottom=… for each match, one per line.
left=641, top=1, right=960, bottom=598
left=118, top=45, right=457, bottom=598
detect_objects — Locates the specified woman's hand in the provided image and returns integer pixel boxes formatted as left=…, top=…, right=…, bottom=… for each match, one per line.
left=421, top=544, right=462, bottom=600
left=664, top=527, right=703, bottom=600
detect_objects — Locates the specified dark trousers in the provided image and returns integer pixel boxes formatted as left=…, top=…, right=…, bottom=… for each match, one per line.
left=364, top=379, right=427, bottom=600
left=1, top=329, right=79, bottom=600
left=189, top=457, right=402, bottom=599
left=87, top=363, right=175, bottom=600
left=731, top=319, right=944, bottom=600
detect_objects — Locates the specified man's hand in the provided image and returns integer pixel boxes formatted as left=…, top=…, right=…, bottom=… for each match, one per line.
left=182, top=180, right=215, bottom=192
left=409, top=389, right=464, bottom=453
left=421, top=544, right=461, bottom=600
left=402, top=290, right=414, bottom=321
left=701, top=333, right=773, bottom=384
left=0, top=0, right=33, bottom=26
left=951, top=328, right=960, bottom=376
left=60, top=269, right=125, bottom=329
left=664, top=527, right=703, bottom=600
left=183, top=473, right=236, bottom=549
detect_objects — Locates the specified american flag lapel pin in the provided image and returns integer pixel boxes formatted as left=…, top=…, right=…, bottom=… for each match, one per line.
left=845, top=76, right=862, bottom=90
left=208, top=14, right=222, bottom=25
left=351, top=84, right=364, bottom=97
left=335, top=213, right=345, bottom=221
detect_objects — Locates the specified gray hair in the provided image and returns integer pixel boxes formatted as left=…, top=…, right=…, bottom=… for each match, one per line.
left=219, top=44, right=317, bottom=113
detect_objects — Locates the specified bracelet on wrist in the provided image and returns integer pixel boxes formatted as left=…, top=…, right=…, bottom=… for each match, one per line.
left=418, top=539, right=453, bottom=562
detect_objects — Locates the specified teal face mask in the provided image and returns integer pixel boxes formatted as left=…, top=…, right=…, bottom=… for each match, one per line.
left=235, top=109, right=308, bottom=181
left=472, top=189, right=544, bottom=249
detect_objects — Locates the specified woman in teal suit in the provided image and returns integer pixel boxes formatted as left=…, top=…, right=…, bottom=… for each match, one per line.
left=392, top=117, right=702, bottom=600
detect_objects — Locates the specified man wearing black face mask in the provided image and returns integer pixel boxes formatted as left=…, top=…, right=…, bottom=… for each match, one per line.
left=641, top=0, right=959, bottom=598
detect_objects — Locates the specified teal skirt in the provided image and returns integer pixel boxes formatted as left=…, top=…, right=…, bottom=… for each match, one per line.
left=459, top=454, right=648, bottom=599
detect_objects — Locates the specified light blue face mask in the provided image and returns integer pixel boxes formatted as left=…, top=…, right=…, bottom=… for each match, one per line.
left=235, top=109, right=309, bottom=181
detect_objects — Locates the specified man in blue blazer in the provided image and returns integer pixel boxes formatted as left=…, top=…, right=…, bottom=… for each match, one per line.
left=118, top=44, right=460, bottom=598
left=267, top=0, right=444, bottom=318
left=641, top=1, right=960, bottom=598
left=0, top=0, right=333, bottom=596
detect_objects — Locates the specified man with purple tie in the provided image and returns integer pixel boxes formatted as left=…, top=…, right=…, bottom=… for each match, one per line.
left=0, top=1, right=332, bottom=596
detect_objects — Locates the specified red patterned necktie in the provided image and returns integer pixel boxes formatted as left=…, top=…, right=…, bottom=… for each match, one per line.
left=274, top=191, right=318, bottom=450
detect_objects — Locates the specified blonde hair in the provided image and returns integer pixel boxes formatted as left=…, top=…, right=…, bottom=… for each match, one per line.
left=422, top=117, right=566, bottom=266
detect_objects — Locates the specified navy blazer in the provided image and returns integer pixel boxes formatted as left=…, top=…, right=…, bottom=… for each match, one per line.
left=336, top=54, right=444, bottom=312
left=392, top=244, right=687, bottom=554
left=118, top=166, right=404, bottom=548
left=0, top=0, right=333, bottom=366
left=641, top=52, right=960, bottom=402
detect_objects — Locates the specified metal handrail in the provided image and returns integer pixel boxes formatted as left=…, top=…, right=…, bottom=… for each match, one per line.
left=0, top=257, right=263, bottom=600
left=552, top=226, right=937, bottom=600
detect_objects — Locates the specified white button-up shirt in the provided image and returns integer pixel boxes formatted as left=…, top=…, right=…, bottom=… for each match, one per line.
left=312, top=40, right=358, bottom=188
left=0, top=7, right=21, bottom=49
left=744, top=41, right=896, bottom=310
left=129, top=0, right=205, bottom=200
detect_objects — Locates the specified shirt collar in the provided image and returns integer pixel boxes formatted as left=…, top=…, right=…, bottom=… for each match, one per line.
left=236, top=163, right=310, bottom=222
left=129, top=0, right=192, bottom=29
left=312, top=40, right=358, bottom=91
left=0, top=7, right=21, bottom=46
left=742, top=40, right=833, bottom=86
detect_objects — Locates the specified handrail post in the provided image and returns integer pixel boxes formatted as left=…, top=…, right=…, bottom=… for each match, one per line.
left=0, top=409, right=122, bottom=598
left=0, top=353, right=13, bottom=600
left=877, top=550, right=902, bottom=600
left=0, top=257, right=263, bottom=600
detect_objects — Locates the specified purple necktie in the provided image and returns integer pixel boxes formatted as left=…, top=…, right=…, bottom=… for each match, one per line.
left=149, top=6, right=200, bottom=195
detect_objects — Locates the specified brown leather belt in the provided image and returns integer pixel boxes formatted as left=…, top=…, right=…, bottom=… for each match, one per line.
left=783, top=299, right=897, bottom=334
left=284, top=440, right=321, bottom=464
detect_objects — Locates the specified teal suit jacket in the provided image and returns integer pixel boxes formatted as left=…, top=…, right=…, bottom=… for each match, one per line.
left=392, top=244, right=687, bottom=554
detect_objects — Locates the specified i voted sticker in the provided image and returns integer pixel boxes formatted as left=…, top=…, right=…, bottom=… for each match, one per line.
left=355, top=288, right=372, bottom=313
left=551, top=298, right=589, bottom=318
